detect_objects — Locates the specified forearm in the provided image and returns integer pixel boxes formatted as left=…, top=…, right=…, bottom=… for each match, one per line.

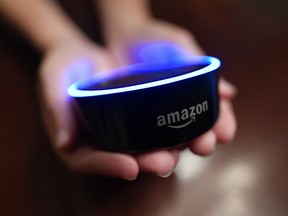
left=0, top=0, right=87, bottom=52
left=96, top=0, right=152, bottom=40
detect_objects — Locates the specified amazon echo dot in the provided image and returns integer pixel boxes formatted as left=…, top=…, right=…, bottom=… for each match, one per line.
left=68, top=56, right=221, bottom=152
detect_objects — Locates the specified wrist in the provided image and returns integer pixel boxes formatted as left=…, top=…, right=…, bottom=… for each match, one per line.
left=40, top=28, right=89, bottom=53
left=97, top=0, right=152, bottom=41
left=104, top=17, right=152, bottom=45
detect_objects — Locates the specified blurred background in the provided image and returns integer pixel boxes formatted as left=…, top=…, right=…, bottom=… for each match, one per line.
left=0, top=0, right=288, bottom=215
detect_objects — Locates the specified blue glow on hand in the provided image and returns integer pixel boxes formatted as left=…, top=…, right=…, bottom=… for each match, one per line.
left=135, top=42, right=191, bottom=62
left=67, top=56, right=221, bottom=97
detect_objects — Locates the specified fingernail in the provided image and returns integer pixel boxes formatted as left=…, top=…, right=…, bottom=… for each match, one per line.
left=124, top=176, right=138, bottom=181
left=158, top=171, right=173, bottom=178
left=222, top=79, right=237, bottom=93
left=56, top=129, right=70, bottom=148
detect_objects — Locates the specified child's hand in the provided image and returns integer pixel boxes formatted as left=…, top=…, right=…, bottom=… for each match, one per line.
left=105, top=19, right=237, bottom=156
left=39, top=39, right=180, bottom=180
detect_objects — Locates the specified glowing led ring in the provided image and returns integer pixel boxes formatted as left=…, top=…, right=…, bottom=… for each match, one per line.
left=68, top=56, right=220, bottom=97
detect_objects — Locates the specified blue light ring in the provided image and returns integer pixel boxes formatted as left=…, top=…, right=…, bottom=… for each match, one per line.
left=68, top=56, right=221, bottom=97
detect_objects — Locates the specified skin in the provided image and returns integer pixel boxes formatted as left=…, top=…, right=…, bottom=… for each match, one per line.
left=0, top=0, right=237, bottom=180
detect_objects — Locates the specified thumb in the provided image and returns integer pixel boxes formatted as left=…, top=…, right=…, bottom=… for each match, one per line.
left=39, top=60, right=95, bottom=151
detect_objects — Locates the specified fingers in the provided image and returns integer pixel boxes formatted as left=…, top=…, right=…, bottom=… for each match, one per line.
left=89, top=46, right=118, bottom=72
left=188, top=131, right=217, bottom=156
left=213, top=99, right=237, bottom=143
left=39, top=65, right=77, bottom=150
left=58, top=147, right=139, bottom=180
left=219, top=78, right=237, bottom=99
left=168, top=28, right=205, bottom=56
left=145, top=21, right=204, bottom=55
left=213, top=78, right=237, bottom=143
left=188, top=79, right=237, bottom=155
left=59, top=147, right=180, bottom=180
left=135, top=149, right=180, bottom=176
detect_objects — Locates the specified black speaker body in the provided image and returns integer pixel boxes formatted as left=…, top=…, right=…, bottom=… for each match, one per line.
left=68, top=56, right=220, bottom=152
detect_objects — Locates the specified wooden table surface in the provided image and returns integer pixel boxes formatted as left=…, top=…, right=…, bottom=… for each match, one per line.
left=1, top=0, right=288, bottom=215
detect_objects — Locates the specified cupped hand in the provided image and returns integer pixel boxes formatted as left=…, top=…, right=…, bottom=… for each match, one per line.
left=106, top=20, right=237, bottom=160
left=39, top=39, right=179, bottom=180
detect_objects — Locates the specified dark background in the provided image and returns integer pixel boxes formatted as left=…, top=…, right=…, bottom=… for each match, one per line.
left=0, top=0, right=288, bottom=215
